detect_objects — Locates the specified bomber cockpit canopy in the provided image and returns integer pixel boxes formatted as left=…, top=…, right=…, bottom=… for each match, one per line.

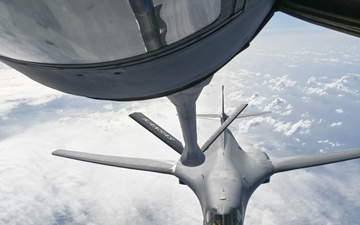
left=206, top=208, right=242, bottom=225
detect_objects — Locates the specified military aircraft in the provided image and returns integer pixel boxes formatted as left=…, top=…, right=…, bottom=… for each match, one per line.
left=0, top=0, right=359, bottom=224
left=53, top=86, right=360, bottom=225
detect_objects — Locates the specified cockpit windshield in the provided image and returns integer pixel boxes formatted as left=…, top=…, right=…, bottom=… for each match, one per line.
left=0, top=0, right=221, bottom=63
left=206, top=209, right=242, bottom=225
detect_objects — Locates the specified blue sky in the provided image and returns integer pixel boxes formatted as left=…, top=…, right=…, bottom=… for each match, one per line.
left=1, top=12, right=360, bottom=225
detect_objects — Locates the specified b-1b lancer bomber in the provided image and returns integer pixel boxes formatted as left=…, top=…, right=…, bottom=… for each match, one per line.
left=53, top=86, right=360, bottom=225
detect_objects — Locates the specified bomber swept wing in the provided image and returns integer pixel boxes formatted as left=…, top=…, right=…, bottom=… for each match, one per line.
left=52, top=149, right=176, bottom=175
left=272, top=148, right=360, bottom=173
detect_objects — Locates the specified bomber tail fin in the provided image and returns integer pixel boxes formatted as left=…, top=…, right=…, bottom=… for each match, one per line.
left=197, top=111, right=271, bottom=120
left=201, top=104, right=248, bottom=151
left=196, top=114, right=219, bottom=120
left=236, top=111, right=271, bottom=118
left=198, top=86, right=271, bottom=151
left=197, top=86, right=270, bottom=122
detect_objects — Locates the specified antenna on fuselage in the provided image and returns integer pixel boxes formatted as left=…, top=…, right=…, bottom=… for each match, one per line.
left=221, top=85, right=228, bottom=124
left=222, top=85, right=224, bottom=115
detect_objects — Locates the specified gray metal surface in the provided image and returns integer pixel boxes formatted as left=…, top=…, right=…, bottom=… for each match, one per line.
left=130, top=112, right=183, bottom=154
left=0, top=0, right=221, bottom=63
left=0, top=0, right=359, bottom=101
left=52, top=149, right=176, bottom=175
left=277, top=0, right=360, bottom=37
left=0, top=0, right=276, bottom=100
left=167, top=77, right=212, bottom=166
left=272, top=148, right=360, bottom=173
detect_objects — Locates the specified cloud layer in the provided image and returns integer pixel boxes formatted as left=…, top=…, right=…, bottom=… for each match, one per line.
left=1, top=13, right=360, bottom=225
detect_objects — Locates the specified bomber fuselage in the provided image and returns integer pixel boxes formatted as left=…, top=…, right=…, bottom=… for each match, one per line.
left=174, top=129, right=274, bottom=225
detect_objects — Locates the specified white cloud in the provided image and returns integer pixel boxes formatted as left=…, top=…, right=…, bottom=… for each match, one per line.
left=335, top=109, right=344, bottom=113
left=331, top=122, right=343, bottom=127
left=317, top=139, right=344, bottom=147
left=305, top=75, right=359, bottom=96
left=0, top=69, right=63, bottom=117
left=263, top=97, right=286, bottom=112
left=268, top=75, right=297, bottom=92
left=285, top=119, right=312, bottom=136
left=306, top=87, right=328, bottom=95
